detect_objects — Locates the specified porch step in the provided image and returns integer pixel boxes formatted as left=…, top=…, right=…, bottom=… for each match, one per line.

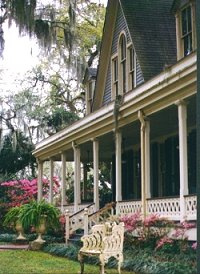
left=68, top=230, right=84, bottom=245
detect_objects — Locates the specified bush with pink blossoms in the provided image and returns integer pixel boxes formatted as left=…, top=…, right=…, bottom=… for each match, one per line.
left=120, top=212, right=196, bottom=254
left=0, top=177, right=60, bottom=209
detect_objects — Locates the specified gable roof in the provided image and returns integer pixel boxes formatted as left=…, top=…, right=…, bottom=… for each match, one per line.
left=121, top=0, right=177, bottom=80
left=93, top=0, right=177, bottom=110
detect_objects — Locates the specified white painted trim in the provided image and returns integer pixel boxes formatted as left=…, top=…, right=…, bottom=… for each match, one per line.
left=33, top=53, right=196, bottom=160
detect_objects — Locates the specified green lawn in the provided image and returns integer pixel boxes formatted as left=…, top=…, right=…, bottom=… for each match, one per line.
left=0, top=250, right=134, bottom=274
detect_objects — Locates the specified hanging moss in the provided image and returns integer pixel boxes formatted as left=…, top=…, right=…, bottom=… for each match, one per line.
left=34, top=19, right=51, bottom=47
left=9, top=0, right=37, bottom=35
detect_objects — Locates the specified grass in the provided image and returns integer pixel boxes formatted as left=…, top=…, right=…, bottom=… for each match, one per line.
left=0, top=250, right=135, bottom=274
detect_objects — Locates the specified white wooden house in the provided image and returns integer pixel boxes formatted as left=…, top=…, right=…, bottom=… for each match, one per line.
left=33, top=0, right=197, bottom=224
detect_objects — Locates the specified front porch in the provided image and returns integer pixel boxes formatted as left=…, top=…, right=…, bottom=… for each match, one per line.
left=33, top=52, right=197, bottom=225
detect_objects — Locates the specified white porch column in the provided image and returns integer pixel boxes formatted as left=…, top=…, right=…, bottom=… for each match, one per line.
left=177, top=100, right=189, bottom=221
left=93, top=139, right=99, bottom=211
left=61, top=152, right=67, bottom=210
left=37, top=160, right=43, bottom=202
left=73, top=142, right=81, bottom=212
left=115, top=130, right=122, bottom=214
left=49, top=158, right=54, bottom=204
left=138, top=110, right=148, bottom=218
left=145, top=120, right=151, bottom=199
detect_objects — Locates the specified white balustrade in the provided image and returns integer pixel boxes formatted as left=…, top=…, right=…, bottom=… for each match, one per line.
left=185, top=195, right=197, bottom=220
left=65, top=196, right=197, bottom=242
left=147, top=197, right=180, bottom=220
left=117, top=200, right=142, bottom=216
left=63, top=203, right=95, bottom=216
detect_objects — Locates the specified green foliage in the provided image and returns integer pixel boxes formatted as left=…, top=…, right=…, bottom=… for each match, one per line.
left=18, top=200, right=61, bottom=231
left=3, top=206, right=22, bottom=228
left=44, top=243, right=79, bottom=261
left=123, top=246, right=196, bottom=274
left=0, top=131, right=36, bottom=178
left=44, top=108, right=79, bottom=132
left=0, top=233, right=17, bottom=242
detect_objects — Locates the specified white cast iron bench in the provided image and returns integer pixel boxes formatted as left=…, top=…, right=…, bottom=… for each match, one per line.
left=78, top=222, right=124, bottom=274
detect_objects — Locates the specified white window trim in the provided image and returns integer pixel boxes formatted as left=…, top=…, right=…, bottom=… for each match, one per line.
left=176, top=1, right=196, bottom=61
left=111, top=32, right=138, bottom=99
left=127, top=44, right=137, bottom=91
left=111, top=53, right=118, bottom=101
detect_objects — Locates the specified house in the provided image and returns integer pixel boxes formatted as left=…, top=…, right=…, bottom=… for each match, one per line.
left=33, top=0, right=197, bottom=224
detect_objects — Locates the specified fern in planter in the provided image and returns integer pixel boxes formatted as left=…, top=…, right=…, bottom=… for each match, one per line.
left=3, top=207, right=21, bottom=228
left=3, top=206, right=26, bottom=240
left=18, top=200, right=61, bottom=242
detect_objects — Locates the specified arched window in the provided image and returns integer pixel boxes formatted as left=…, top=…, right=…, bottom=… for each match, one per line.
left=119, top=34, right=126, bottom=93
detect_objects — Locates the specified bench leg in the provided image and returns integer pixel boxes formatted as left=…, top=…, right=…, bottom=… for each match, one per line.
left=118, top=254, right=123, bottom=274
left=99, top=254, right=105, bottom=274
left=78, top=253, right=84, bottom=274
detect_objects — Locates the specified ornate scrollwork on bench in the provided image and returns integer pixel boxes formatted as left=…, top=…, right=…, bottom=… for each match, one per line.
left=78, top=222, right=124, bottom=274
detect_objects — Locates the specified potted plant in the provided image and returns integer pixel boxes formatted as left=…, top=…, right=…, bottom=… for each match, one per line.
left=19, top=199, right=61, bottom=243
left=3, top=206, right=26, bottom=240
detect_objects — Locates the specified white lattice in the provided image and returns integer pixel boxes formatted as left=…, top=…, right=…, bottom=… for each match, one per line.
left=147, top=197, right=180, bottom=220
left=185, top=195, right=197, bottom=220
left=117, top=200, right=142, bottom=216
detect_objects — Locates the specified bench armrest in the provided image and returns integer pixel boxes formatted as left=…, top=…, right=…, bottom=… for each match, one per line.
left=80, top=233, right=102, bottom=251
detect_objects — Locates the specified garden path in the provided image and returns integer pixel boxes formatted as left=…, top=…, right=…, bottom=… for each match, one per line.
left=0, top=244, right=29, bottom=250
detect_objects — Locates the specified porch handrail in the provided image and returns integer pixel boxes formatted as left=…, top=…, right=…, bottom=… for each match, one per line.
left=65, top=202, right=116, bottom=243
left=65, top=203, right=95, bottom=242
left=69, top=202, right=95, bottom=218
left=88, top=202, right=116, bottom=219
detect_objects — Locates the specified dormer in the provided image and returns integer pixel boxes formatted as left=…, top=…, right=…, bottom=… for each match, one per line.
left=83, top=67, right=97, bottom=115
left=172, top=0, right=196, bottom=60
left=111, top=31, right=137, bottom=100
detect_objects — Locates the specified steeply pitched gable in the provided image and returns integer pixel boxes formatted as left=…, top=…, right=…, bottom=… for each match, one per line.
left=93, top=0, right=177, bottom=111
left=121, top=0, right=177, bottom=80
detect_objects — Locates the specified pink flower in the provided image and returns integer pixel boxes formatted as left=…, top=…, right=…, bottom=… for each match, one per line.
left=155, top=236, right=173, bottom=250
left=192, top=242, right=197, bottom=250
left=59, top=215, right=66, bottom=224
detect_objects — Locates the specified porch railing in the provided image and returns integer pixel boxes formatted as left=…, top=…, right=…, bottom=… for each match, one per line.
left=117, top=200, right=142, bottom=215
left=117, top=195, right=196, bottom=221
left=185, top=195, right=197, bottom=220
left=147, top=197, right=180, bottom=220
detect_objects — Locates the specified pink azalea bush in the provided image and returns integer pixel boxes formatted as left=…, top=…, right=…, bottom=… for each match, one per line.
left=120, top=212, right=196, bottom=253
left=0, top=177, right=60, bottom=208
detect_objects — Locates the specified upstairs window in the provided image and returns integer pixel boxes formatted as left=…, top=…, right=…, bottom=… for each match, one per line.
left=112, top=57, right=118, bottom=96
left=120, top=34, right=126, bottom=93
left=128, top=46, right=136, bottom=90
left=176, top=2, right=196, bottom=60
left=111, top=33, right=138, bottom=99
left=181, top=5, right=192, bottom=56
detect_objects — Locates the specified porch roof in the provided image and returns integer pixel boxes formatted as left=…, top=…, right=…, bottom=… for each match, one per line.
left=33, top=52, right=197, bottom=161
